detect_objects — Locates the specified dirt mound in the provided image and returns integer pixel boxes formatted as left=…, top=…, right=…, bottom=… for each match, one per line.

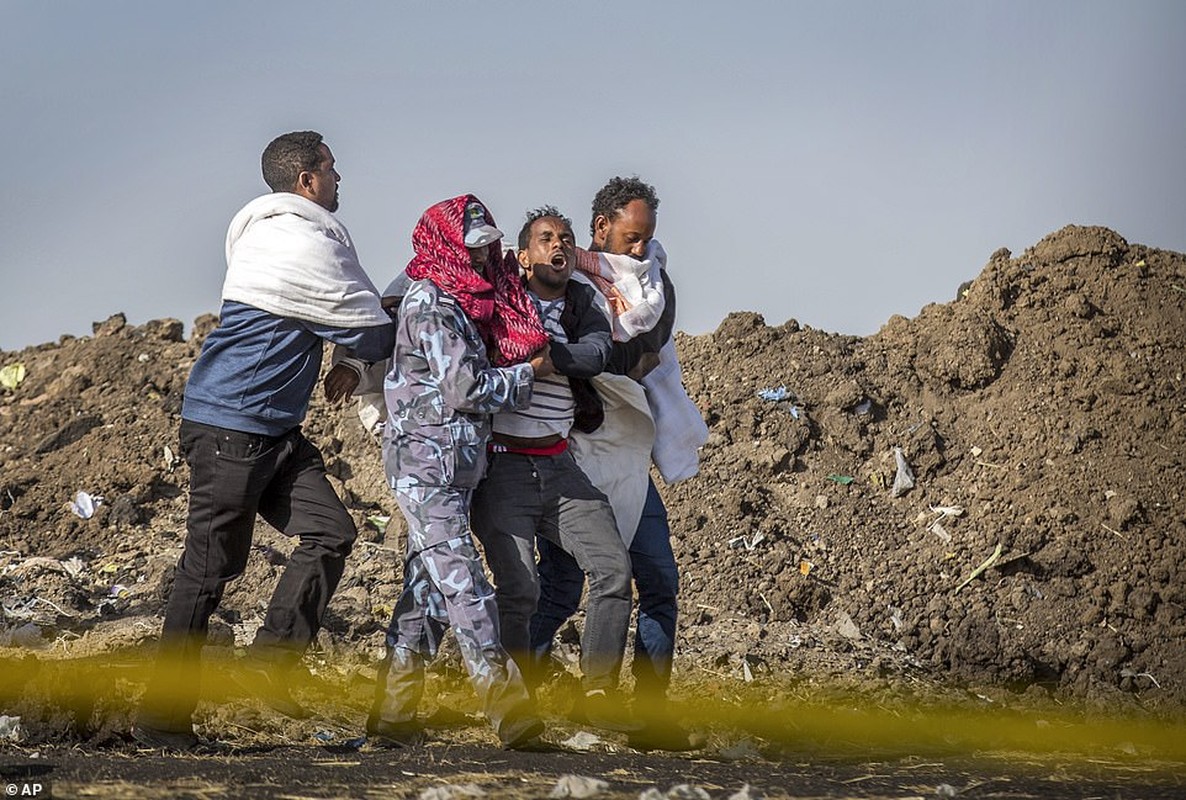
left=2, top=225, right=1184, bottom=715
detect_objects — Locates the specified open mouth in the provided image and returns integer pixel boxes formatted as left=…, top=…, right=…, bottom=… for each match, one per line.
left=550, top=253, right=568, bottom=269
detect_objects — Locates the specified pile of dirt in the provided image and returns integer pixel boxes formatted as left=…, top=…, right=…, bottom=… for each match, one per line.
left=2, top=225, right=1183, bottom=720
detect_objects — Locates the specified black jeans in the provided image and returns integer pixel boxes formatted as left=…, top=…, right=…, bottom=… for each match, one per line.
left=471, top=450, right=631, bottom=693
left=139, top=419, right=357, bottom=729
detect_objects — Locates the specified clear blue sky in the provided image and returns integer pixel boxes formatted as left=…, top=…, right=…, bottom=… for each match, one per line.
left=2, top=1, right=1184, bottom=352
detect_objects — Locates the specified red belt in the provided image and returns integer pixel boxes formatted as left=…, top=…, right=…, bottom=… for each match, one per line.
left=488, top=438, right=569, bottom=456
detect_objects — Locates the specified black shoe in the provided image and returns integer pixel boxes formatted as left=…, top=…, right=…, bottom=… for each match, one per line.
left=567, top=693, right=589, bottom=725
left=131, top=722, right=199, bottom=751
left=233, top=662, right=310, bottom=719
left=628, top=719, right=705, bottom=752
left=367, top=719, right=425, bottom=749
left=581, top=689, right=643, bottom=733
left=499, top=715, right=545, bottom=750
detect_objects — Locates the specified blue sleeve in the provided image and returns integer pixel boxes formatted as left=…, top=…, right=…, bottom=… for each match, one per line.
left=305, top=319, right=396, bottom=363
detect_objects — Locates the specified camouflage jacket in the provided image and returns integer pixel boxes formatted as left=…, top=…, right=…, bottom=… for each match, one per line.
left=383, top=278, right=535, bottom=491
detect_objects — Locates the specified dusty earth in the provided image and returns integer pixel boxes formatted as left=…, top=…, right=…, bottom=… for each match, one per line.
left=1, top=224, right=1184, bottom=797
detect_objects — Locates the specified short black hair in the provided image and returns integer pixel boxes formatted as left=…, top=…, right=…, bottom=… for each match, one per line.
left=589, top=176, right=659, bottom=236
left=518, top=205, right=574, bottom=250
left=261, top=131, right=326, bottom=192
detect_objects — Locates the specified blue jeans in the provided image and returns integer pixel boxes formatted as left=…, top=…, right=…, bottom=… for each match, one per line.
left=531, top=477, right=679, bottom=698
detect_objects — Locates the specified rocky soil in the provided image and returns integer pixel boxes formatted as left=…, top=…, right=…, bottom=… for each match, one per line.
left=1, top=224, right=1184, bottom=756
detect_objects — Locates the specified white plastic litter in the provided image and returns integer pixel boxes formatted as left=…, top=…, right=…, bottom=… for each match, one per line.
left=418, top=783, right=486, bottom=800
left=69, top=491, right=103, bottom=519
left=719, top=738, right=764, bottom=761
left=0, top=715, right=22, bottom=742
left=729, top=787, right=765, bottom=800
left=560, top=731, right=603, bottom=752
left=549, top=774, right=609, bottom=798
left=0, top=363, right=26, bottom=390
left=891, top=447, right=916, bottom=497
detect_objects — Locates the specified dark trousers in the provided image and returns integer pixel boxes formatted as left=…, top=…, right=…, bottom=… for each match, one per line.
left=531, top=477, right=679, bottom=700
left=472, top=450, right=632, bottom=693
left=139, top=419, right=357, bottom=729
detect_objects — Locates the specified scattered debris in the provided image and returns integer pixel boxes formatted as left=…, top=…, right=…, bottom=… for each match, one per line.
left=955, top=543, right=1004, bottom=593
left=0, top=715, right=22, bottom=742
left=926, top=506, right=963, bottom=543
left=826, top=474, right=854, bottom=485
left=367, top=514, right=392, bottom=531
left=718, top=738, right=764, bottom=761
left=929, top=522, right=952, bottom=544
left=1120, top=668, right=1161, bottom=689
left=728, top=786, right=764, bottom=800
left=549, top=774, right=609, bottom=798
left=833, top=611, right=862, bottom=641
left=728, top=531, right=766, bottom=551
left=60, top=556, right=87, bottom=579
left=891, top=447, right=915, bottom=497
left=0, top=362, right=26, bottom=390
left=419, top=783, right=486, bottom=800
left=69, top=490, right=103, bottom=519
left=758, top=593, right=774, bottom=616
left=755, top=385, right=802, bottom=418
left=560, top=731, right=604, bottom=752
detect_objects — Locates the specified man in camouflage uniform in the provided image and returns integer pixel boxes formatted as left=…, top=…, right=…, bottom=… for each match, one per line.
left=368, top=195, right=553, bottom=750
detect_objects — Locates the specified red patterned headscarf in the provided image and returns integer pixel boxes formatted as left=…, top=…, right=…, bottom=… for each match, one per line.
left=405, top=194, right=548, bottom=366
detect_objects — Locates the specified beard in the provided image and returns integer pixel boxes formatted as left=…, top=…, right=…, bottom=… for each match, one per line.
left=531, top=264, right=570, bottom=294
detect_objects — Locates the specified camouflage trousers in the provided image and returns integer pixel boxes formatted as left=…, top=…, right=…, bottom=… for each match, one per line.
left=371, top=485, right=531, bottom=733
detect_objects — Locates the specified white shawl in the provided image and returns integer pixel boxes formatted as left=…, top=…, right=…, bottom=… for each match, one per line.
left=574, top=240, right=667, bottom=342
left=643, top=338, right=708, bottom=484
left=569, top=375, right=655, bottom=546
left=222, top=193, right=389, bottom=327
